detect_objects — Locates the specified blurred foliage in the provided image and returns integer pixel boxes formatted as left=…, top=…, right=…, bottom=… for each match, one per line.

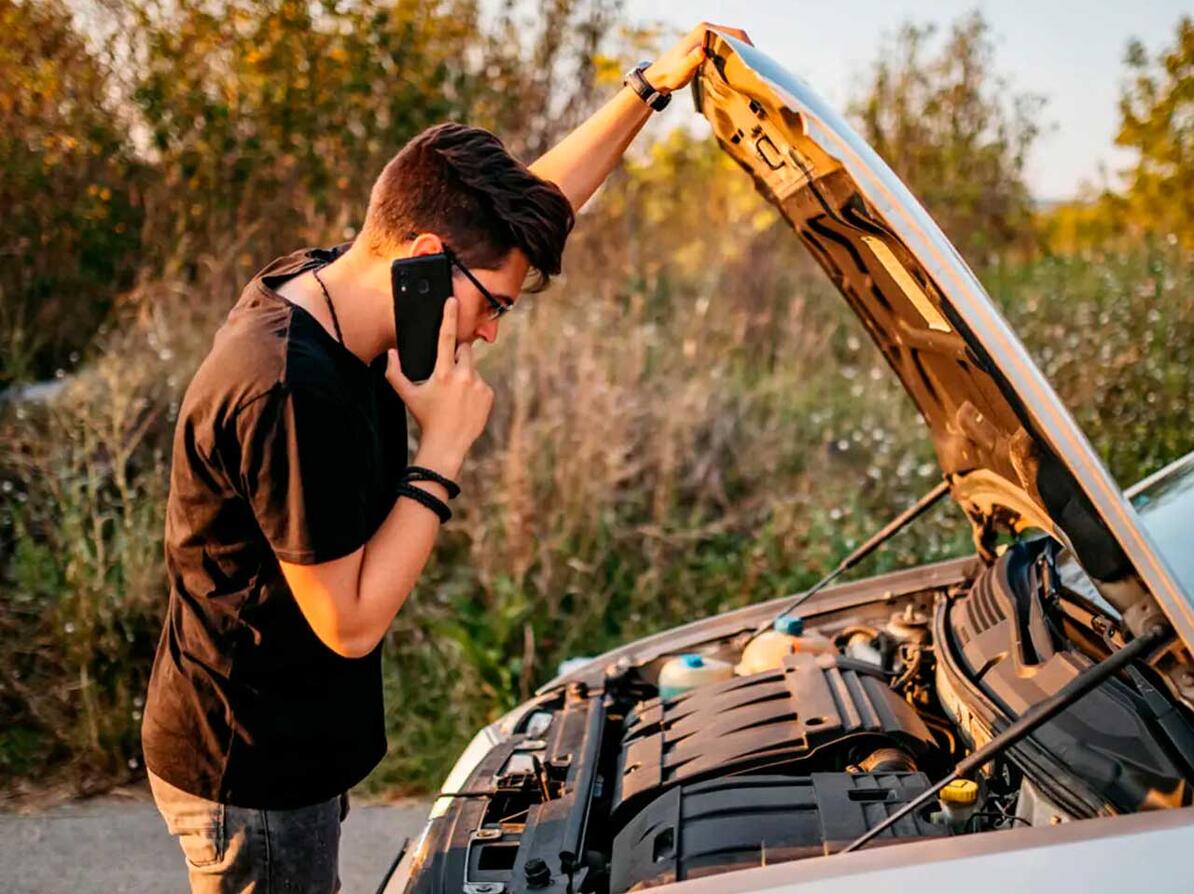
left=850, top=12, right=1042, bottom=261
left=1036, top=195, right=1130, bottom=255
left=0, top=0, right=144, bottom=385
left=0, top=0, right=621, bottom=386
left=116, top=0, right=619, bottom=259
left=1, top=8, right=1192, bottom=800
left=1116, top=15, right=1194, bottom=248
left=1039, top=15, right=1194, bottom=254
left=987, top=249, right=1193, bottom=486
left=478, top=0, right=624, bottom=160
left=121, top=0, right=474, bottom=263
left=0, top=323, right=173, bottom=788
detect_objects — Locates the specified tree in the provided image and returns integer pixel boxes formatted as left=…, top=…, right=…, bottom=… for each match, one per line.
left=0, top=0, right=143, bottom=385
left=1117, top=16, right=1194, bottom=247
left=0, top=0, right=622, bottom=382
left=105, top=0, right=621, bottom=263
left=849, top=12, right=1043, bottom=261
left=472, top=0, right=624, bottom=161
left=119, top=0, right=479, bottom=263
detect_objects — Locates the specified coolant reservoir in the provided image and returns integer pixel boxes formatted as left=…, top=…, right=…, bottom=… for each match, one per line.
left=658, top=654, right=735, bottom=699
left=736, top=616, right=836, bottom=676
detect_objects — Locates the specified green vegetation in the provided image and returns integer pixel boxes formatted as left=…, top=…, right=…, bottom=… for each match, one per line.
left=850, top=12, right=1042, bottom=260
left=0, top=0, right=144, bottom=383
left=1117, top=17, right=1194, bottom=248
left=1, top=6, right=1192, bottom=798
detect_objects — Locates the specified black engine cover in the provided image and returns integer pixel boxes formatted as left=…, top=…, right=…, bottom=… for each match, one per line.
left=610, top=772, right=944, bottom=891
left=613, top=653, right=937, bottom=822
left=946, top=541, right=1192, bottom=813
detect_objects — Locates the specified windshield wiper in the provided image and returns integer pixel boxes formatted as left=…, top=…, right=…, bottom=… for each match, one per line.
left=747, top=478, right=951, bottom=642
left=840, top=622, right=1173, bottom=853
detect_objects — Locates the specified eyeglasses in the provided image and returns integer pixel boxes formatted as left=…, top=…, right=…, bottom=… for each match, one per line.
left=443, top=248, right=514, bottom=322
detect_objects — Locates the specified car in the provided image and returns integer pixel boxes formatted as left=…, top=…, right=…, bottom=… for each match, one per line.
left=383, top=30, right=1194, bottom=894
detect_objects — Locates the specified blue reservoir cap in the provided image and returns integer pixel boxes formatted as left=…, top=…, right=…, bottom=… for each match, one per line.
left=774, top=616, right=805, bottom=636
left=679, top=654, right=705, bottom=669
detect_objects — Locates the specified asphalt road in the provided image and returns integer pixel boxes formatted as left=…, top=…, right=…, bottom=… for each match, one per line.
left=0, top=794, right=431, bottom=893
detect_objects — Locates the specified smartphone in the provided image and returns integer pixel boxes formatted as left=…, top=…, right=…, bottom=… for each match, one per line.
left=391, top=253, right=454, bottom=382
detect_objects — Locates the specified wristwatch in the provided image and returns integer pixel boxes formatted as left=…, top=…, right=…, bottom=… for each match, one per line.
left=623, top=61, right=671, bottom=111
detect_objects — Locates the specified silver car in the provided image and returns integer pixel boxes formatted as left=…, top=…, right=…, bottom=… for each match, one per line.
left=385, top=30, right=1194, bottom=894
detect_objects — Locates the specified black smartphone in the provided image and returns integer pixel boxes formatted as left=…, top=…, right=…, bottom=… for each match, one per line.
left=391, top=253, right=454, bottom=382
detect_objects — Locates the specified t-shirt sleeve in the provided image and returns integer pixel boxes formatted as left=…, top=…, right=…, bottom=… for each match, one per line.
left=234, top=384, right=371, bottom=565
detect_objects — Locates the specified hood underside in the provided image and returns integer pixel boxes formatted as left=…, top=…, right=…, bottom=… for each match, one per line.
left=692, top=32, right=1194, bottom=655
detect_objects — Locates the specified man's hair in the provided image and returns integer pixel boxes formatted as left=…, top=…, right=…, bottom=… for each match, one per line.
left=359, top=123, right=575, bottom=290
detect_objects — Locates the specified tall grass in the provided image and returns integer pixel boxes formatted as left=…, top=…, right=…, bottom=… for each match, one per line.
left=2, top=179, right=1191, bottom=799
left=0, top=248, right=260, bottom=793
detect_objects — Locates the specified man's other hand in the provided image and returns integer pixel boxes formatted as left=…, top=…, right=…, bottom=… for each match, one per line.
left=644, top=23, right=754, bottom=94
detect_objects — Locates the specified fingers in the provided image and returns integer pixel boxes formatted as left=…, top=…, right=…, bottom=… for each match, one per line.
left=434, top=297, right=459, bottom=376
left=384, top=349, right=414, bottom=401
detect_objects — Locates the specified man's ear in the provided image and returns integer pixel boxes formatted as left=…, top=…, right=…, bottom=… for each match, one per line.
left=406, top=232, right=444, bottom=258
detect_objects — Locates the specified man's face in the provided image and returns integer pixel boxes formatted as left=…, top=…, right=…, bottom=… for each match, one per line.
left=403, top=236, right=530, bottom=347
left=451, top=247, right=530, bottom=346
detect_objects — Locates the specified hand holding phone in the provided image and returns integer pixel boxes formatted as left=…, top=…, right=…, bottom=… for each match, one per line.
left=384, top=298, right=494, bottom=475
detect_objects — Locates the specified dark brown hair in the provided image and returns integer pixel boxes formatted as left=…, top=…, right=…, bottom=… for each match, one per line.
left=359, top=123, right=574, bottom=290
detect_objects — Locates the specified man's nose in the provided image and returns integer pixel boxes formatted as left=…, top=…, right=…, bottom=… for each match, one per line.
left=475, top=318, right=498, bottom=344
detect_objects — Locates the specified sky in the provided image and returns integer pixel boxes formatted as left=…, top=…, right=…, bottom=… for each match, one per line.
left=625, top=0, right=1192, bottom=201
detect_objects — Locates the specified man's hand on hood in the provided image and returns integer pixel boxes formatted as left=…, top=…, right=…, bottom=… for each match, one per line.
left=645, top=22, right=754, bottom=93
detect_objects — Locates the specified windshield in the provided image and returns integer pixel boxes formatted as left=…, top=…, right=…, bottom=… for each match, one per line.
left=1129, top=453, right=1194, bottom=599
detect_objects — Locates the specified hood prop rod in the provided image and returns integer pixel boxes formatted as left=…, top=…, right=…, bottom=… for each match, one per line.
left=749, top=478, right=951, bottom=642
left=840, top=621, right=1172, bottom=853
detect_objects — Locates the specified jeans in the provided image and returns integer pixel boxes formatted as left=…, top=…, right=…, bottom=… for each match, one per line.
left=148, top=771, right=349, bottom=893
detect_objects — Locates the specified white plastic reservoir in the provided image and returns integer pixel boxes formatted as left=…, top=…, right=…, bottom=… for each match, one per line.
left=658, top=653, right=734, bottom=699
left=736, top=616, right=835, bottom=676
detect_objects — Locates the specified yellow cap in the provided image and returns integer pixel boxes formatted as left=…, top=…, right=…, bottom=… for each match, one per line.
left=940, top=779, right=979, bottom=805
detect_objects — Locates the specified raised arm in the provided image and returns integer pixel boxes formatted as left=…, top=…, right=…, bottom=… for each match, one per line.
left=529, top=23, right=752, bottom=212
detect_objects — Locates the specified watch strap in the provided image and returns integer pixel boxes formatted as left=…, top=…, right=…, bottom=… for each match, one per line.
left=624, top=62, right=671, bottom=111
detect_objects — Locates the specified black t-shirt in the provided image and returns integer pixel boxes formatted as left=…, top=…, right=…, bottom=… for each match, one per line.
left=141, top=244, right=407, bottom=809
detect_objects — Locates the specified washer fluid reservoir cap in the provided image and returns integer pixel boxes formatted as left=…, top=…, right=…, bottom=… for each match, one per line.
left=774, top=616, right=805, bottom=636
left=680, top=654, right=705, bottom=669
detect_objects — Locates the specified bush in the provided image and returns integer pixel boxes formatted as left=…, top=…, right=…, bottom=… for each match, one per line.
left=850, top=12, right=1043, bottom=261
left=0, top=0, right=144, bottom=385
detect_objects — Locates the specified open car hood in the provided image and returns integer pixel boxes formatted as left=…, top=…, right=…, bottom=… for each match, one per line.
left=693, top=33, right=1194, bottom=657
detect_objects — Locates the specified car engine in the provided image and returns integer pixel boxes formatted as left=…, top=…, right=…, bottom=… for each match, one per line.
left=402, top=540, right=1194, bottom=894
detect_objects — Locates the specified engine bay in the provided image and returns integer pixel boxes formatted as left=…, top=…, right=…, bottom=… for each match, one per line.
left=403, top=539, right=1194, bottom=893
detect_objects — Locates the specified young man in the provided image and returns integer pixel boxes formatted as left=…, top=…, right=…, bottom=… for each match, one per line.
left=141, top=23, right=750, bottom=893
